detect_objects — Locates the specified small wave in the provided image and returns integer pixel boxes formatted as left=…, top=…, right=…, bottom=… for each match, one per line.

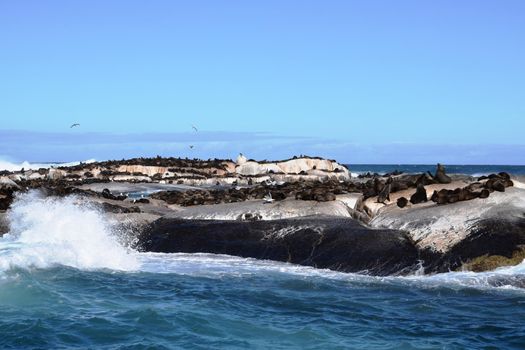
left=133, top=252, right=525, bottom=292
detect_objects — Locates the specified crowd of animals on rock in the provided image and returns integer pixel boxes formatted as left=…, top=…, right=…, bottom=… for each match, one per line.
left=0, top=159, right=515, bottom=217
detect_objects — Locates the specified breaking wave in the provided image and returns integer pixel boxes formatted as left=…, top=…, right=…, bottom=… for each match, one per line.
left=0, top=192, right=138, bottom=272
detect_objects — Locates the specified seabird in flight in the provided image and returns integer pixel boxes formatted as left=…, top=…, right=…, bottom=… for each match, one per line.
left=70, top=123, right=80, bottom=128
left=192, top=125, right=198, bottom=132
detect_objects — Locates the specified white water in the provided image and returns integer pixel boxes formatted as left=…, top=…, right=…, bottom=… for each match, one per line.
left=0, top=159, right=96, bottom=172
left=0, top=192, right=138, bottom=272
left=1, top=192, right=525, bottom=292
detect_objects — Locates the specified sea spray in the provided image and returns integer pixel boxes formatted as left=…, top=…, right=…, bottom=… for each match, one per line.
left=0, top=191, right=138, bottom=272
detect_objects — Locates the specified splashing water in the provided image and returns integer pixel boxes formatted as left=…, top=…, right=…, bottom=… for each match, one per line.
left=0, top=191, right=138, bottom=272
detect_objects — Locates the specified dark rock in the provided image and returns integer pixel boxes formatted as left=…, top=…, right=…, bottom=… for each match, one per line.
left=133, top=198, right=150, bottom=204
left=101, top=188, right=127, bottom=201
left=424, top=217, right=525, bottom=273
left=0, top=192, right=14, bottom=211
left=99, top=202, right=141, bottom=214
left=138, top=217, right=420, bottom=276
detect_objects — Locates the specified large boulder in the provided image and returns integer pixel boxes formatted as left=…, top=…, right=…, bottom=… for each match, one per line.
left=370, top=187, right=525, bottom=272
left=138, top=216, right=420, bottom=276
left=235, top=157, right=350, bottom=180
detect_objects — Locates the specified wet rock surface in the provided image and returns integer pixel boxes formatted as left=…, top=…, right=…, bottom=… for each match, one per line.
left=139, top=216, right=420, bottom=276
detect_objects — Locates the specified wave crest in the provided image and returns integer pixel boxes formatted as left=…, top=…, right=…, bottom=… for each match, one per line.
left=0, top=191, right=138, bottom=272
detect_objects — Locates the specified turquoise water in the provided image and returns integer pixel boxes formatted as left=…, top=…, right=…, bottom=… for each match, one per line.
left=2, top=255, right=525, bottom=349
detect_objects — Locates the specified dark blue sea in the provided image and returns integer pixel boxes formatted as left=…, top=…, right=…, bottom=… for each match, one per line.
left=348, top=164, right=525, bottom=177
left=1, top=165, right=525, bottom=349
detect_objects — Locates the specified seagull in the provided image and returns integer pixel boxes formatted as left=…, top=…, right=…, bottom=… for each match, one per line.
left=70, top=123, right=80, bottom=128
left=192, top=125, right=198, bottom=132
left=189, top=145, right=194, bottom=149
left=263, top=192, right=274, bottom=203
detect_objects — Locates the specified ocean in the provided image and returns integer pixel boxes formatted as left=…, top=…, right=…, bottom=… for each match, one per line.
left=348, top=164, right=525, bottom=177
left=1, top=165, right=525, bottom=349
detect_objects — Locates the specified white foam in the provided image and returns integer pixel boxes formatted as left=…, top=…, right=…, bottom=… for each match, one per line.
left=0, top=191, right=138, bottom=272
left=133, top=252, right=525, bottom=292
left=0, top=159, right=96, bottom=172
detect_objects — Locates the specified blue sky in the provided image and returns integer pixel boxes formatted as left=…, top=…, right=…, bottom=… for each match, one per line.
left=0, top=1, right=524, bottom=163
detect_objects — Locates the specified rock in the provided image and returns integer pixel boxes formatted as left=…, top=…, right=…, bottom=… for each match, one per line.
left=133, top=198, right=150, bottom=204
left=371, top=187, right=525, bottom=272
left=138, top=216, right=420, bottom=276
left=47, top=168, right=66, bottom=180
left=434, top=163, right=452, bottom=184
left=429, top=216, right=525, bottom=272
left=0, top=176, right=20, bottom=190
left=397, top=197, right=408, bottom=208
left=101, top=188, right=126, bottom=201
left=0, top=193, right=13, bottom=211
left=99, top=202, right=141, bottom=214
left=410, top=183, right=427, bottom=204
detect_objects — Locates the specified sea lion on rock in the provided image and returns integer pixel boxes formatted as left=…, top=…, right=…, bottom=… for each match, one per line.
left=397, top=197, right=408, bottom=208
left=479, top=189, right=490, bottom=199
left=417, top=173, right=435, bottom=186
left=434, top=163, right=452, bottom=184
left=410, top=183, right=428, bottom=204
left=377, top=177, right=393, bottom=204
left=374, top=178, right=386, bottom=194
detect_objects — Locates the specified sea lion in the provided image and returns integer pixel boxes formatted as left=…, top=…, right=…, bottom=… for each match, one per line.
left=377, top=177, right=393, bottom=204
left=397, top=197, right=408, bottom=208
left=410, top=183, right=428, bottom=204
left=434, top=163, right=452, bottom=184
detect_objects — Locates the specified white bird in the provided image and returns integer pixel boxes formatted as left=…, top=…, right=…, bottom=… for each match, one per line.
left=263, top=192, right=274, bottom=203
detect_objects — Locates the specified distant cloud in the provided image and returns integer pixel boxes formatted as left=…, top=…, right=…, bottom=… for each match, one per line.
left=0, top=129, right=523, bottom=165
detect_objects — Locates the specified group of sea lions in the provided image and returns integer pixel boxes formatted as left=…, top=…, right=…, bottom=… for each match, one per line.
left=390, top=164, right=514, bottom=208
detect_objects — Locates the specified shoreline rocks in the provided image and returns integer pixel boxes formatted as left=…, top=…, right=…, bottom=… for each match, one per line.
left=1, top=157, right=524, bottom=275
left=138, top=216, right=420, bottom=276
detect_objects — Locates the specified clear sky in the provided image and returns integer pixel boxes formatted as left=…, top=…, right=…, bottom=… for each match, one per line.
left=0, top=1, right=524, bottom=163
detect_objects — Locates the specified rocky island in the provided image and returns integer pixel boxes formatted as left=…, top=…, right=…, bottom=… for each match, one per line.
left=1, top=155, right=524, bottom=276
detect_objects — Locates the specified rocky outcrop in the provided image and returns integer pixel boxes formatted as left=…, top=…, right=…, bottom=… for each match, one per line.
left=138, top=216, right=420, bottom=276
left=370, top=187, right=525, bottom=272
left=235, top=156, right=350, bottom=180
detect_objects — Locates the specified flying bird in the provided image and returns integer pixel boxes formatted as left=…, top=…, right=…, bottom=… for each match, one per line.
left=70, top=123, right=80, bottom=128
left=189, top=145, right=194, bottom=149
left=192, top=125, right=198, bottom=132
